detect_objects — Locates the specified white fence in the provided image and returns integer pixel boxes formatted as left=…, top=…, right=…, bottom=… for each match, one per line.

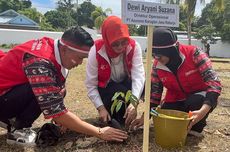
left=1, top=28, right=230, bottom=58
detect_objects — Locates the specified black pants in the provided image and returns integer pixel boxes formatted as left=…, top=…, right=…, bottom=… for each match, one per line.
left=0, top=83, right=41, bottom=130
left=98, top=78, right=131, bottom=125
left=161, top=93, right=209, bottom=133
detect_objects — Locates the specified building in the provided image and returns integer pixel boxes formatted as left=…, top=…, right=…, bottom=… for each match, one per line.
left=0, top=9, right=39, bottom=30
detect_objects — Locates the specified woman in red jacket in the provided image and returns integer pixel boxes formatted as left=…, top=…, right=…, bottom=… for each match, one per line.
left=86, top=16, right=145, bottom=129
left=131, top=27, right=221, bottom=135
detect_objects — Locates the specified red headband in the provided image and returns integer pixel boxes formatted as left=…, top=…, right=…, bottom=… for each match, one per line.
left=59, top=39, right=89, bottom=54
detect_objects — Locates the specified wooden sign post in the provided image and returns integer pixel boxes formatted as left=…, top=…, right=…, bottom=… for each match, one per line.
left=121, top=1, right=179, bottom=151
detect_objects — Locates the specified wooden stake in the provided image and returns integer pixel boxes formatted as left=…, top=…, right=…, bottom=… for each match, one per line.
left=143, top=25, right=153, bottom=152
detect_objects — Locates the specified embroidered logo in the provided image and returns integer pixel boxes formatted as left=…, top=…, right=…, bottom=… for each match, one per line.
left=100, top=65, right=107, bottom=70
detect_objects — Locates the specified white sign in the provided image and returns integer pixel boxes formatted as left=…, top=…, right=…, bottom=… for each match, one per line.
left=121, top=0, right=179, bottom=27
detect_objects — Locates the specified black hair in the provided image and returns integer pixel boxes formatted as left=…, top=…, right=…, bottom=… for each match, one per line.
left=61, top=26, right=94, bottom=47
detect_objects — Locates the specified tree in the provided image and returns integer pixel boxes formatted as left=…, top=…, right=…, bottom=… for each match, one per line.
left=77, top=1, right=96, bottom=28
left=220, top=24, right=230, bottom=42
left=56, top=0, right=77, bottom=28
left=0, top=0, right=31, bottom=12
left=91, top=6, right=112, bottom=31
left=197, top=0, right=229, bottom=42
left=45, top=10, right=72, bottom=30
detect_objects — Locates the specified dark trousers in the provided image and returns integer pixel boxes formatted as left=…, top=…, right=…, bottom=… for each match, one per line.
left=98, top=78, right=131, bottom=125
left=0, top=83, right=41, bottom=130
left=161, top=93, right=209, bottom=133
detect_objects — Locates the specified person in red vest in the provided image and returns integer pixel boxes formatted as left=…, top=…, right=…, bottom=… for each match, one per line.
left=0, top=26, right=128, bottom=146
left=85, top=16, right=145, bottom=129
left=130, top=27, right=221, bottom=136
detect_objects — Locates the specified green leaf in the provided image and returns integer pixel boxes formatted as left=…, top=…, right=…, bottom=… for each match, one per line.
left=112, top=92, right=120, bottom=101
left=120, top=92, right=125, bottom=98
left=130, top=94, right=138, bottom=103
left=111, top=99, right=118, bottom=115
left=125, top=90, right=132, bottom=103
left=130, top=94, right=139, bottom=108
left=115, top=101, right=123, bottom=113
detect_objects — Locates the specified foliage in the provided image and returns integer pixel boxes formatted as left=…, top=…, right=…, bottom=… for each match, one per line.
left=77, top=1, right=96, bottom=28
left=0, top=43, right=18, bottom=49
left=91, top=6, right=112, bottom=30
left=111, top=90, right=139, bottom=115
left=0, top=0, right=31, bottom=12
left=194, top=25, right=217, bottom=44
left=220, top=24, right=230, bottom=42
left=197, top=0, right=229, bottom=42
left=45, top=10, right=75, bottom=30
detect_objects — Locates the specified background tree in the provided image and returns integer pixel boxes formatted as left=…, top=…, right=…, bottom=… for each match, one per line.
left=45, top=10, right=71, bottom=30
left=91, top=7, right=112, bottom=31
left=56, top=0, right=77, bottom=28
left=0, top=0, right=31, bottom=12
left=77, top=1, right=96, bottom=28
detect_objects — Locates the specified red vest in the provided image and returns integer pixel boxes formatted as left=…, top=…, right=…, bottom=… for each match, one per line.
left=95, top=39, right=135, bottom=88
left=0, top=37, right=64, bottom=95
left=154, top=44, right=207, bottom=102
left=0, top=50, right=5, bottom=59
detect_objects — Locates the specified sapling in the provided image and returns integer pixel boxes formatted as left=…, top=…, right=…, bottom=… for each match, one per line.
left=110, top=90, right=139, bottom=115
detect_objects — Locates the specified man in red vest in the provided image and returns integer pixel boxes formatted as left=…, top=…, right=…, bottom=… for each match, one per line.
left=130, top=27, right=221, bottom=136
left=0, top=26, right=128, bottom=146
left=85, top=16, right=145, bottom=129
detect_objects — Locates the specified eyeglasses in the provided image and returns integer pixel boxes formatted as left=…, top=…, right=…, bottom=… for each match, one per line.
left=111, top=39, right=129, bottom=48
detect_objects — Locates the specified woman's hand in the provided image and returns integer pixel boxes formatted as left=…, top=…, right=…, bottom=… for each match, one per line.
left=99, top=126, right=128, bottom=142
left=124, top=104, right=137, bottom=127
left=129, top=113, right=144, bottom=131
left=97, top=105, right=111, bottom=123
left=188, top=104, right=211, bottom=131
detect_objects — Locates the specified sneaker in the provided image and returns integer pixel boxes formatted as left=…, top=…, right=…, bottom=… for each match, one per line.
left=6, top=128, right=37, bottom=146
left=188, top=130, right=204, bottom=138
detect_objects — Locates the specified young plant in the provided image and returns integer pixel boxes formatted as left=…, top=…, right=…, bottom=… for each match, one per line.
left=110, top=90, right=139, bottom=115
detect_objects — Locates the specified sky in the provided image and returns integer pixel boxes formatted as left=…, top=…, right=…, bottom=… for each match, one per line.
left=31, top=0, right=212, bottom=16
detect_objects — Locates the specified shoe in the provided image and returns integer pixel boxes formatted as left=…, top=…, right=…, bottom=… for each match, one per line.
left=188, top=130, right=204, bottom=138
left=6, top=128, right=37, bottom=146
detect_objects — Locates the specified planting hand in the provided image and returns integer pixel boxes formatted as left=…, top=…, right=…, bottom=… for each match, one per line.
left=124, top=104, right=137, bottom=127
left=188, top=104, right=211, bottom=131
left=129, top=113, right=144, bottom=131
left=97, top=105, right=111, bottom=123
left=99, top=126, right=128, bottom=142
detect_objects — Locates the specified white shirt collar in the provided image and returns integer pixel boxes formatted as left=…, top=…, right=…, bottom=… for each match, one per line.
left=54, top=39, right=69, bottom=78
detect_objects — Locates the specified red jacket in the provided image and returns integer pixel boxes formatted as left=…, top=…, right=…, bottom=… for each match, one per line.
left=95, top=39, right=135, bottom=88
left=0, top=37, right=64, bottom=95
left=152, top=44, right=209, bottom=103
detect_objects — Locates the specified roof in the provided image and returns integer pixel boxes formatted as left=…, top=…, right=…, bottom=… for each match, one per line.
left=0, top=9, right=39, bottom=28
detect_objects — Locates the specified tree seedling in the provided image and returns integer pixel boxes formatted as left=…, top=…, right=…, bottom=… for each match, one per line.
left=110, top=90, right=139, bottom=115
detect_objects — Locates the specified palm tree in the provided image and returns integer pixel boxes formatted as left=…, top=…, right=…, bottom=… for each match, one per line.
left=91, top=7, right=112, bottom=33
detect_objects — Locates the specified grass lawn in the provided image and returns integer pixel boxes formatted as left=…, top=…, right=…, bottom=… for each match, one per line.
left=0, top=60, right=229, bottom=152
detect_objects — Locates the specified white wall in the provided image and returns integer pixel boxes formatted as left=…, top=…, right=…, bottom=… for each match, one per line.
left=1, top=28, right=230, bottom=58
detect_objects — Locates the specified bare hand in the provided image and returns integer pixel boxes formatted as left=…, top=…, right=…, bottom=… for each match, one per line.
left=188, top=104, right=211, bottom=131
left=99, top=126, right=128, bottom=142
left=97, top=105, right=111, bottom=123
left=124, top=104, right=137, bottom=127
left=129, top=113, right=144, bottom=131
